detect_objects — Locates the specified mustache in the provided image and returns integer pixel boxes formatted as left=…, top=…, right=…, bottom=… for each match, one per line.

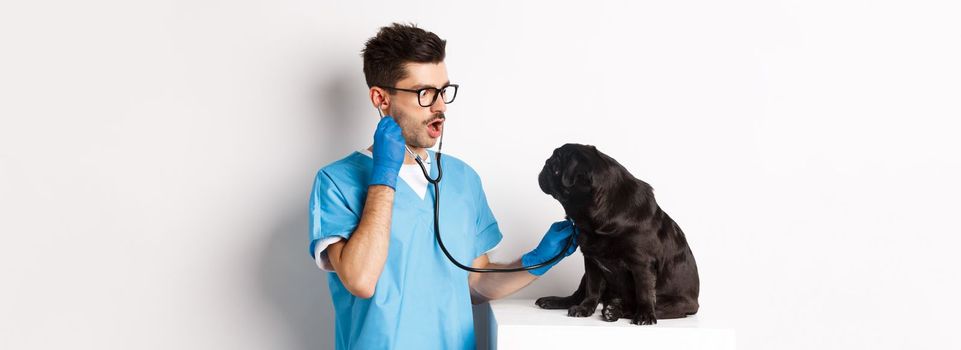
left=425, top=113, right=446, bottom=124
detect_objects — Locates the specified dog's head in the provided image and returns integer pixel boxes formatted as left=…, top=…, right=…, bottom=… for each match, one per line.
left=538, top=143, right=605, bottom=206
left=539, top=143, right=653, bottom=236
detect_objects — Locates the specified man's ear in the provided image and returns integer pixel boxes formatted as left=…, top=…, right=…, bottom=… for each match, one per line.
left=369, top=87, right=391, bottom=112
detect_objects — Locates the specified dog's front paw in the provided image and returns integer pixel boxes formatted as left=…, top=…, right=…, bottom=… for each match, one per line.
left=535, top=296, right=575, bottom=309
left=567, top=304, right=596, bottom=317
left=630, top=309, right=657, bottom=325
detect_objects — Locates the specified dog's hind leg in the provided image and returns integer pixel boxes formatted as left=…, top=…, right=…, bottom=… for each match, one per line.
left=535, top=274, right=586, bottom=309
left=654, top=301, right=699, bottom=319
left=653, top=295, right=699, bottom=319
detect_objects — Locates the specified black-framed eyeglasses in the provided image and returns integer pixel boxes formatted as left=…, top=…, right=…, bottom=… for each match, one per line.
left=380, top=84, right=459, bottom=107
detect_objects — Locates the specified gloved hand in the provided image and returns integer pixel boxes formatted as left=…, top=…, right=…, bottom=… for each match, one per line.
left=369, top=116, right=406, bottom=189
left=521, top=220, right=579, bottom=276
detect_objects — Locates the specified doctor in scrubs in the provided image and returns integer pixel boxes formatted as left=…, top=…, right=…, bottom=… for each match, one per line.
left=309, top=23, right=579, bottom=350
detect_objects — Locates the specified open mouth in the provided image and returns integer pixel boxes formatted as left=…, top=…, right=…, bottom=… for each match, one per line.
left=427, top=118, right=444, bottom=138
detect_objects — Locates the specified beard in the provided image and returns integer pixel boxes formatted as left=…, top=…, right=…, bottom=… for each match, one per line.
left=389, top=107, right=444, bottom=149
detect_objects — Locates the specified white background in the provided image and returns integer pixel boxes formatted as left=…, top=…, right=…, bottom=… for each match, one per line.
left=2, top=1, right=960, bottom=349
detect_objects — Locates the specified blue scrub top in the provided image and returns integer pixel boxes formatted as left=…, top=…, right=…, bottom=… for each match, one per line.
left=309, top=150, right=503, bottom=350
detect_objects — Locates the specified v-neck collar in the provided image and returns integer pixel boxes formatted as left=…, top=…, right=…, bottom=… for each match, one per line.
left=356, top=149, right=437, bottom=202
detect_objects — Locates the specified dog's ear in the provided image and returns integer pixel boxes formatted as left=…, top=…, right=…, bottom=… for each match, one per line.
left=589, top=145, right=602, bottom=160
left=560, top=159, right=590, bottom=189
left=585, top=146, right=624, bottom=208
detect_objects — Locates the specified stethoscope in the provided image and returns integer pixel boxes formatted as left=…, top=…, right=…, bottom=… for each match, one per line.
left=377, top=107, right=576, bottom=273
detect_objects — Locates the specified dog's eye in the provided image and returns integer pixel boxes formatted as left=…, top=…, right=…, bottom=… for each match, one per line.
left=553, top=170, right=560, bottom=175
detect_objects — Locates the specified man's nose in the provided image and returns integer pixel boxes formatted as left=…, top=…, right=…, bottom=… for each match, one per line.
left=429, top=97, right=447, bottom=113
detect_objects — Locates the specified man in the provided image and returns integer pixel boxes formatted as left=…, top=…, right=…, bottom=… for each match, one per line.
left=308, top=23, right=578, bottom=350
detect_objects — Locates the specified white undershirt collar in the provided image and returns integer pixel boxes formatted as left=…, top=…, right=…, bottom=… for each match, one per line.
left=358, top=148, right=430, bottom=199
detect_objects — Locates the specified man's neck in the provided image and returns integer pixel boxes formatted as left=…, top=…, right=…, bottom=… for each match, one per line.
left=366, top=145, right=428, bottom=165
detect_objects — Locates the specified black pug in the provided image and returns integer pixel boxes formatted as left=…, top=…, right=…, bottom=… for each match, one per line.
left=535, top=143, right=699, bottom=325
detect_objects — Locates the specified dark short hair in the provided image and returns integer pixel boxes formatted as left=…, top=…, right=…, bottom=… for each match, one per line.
left=362, top=22, right=447, bottom=89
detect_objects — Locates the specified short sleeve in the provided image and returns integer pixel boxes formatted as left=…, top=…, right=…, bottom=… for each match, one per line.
left=472, top=172, right=503, bottom=259
left=309, top=170, right=360, bottom=270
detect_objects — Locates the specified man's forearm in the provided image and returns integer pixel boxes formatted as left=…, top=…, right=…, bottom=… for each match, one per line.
left=337, top=185, right=394, bottom=296
left=470, top=259, right=538, bottom=304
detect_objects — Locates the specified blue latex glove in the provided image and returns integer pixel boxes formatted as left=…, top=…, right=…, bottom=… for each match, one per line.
left=521, top=220, right=579, bottom=276
left=369, top=116, right=406, bottom=189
